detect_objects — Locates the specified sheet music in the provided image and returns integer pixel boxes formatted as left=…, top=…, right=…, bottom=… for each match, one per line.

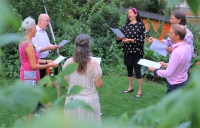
left=110, top=28, right=125, bottom=38
left=58, top=40, right=69, bottom=48
left=91, top=57, right=101, bottom=65
left=138, top=59, right=161, bottom=69
left=54, top=55, right=66, bottom=63
left=150, top=40, right=168, bottom=57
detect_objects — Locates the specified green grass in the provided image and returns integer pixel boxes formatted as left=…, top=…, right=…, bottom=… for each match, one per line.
left=0, top=75, right=166, bottom=127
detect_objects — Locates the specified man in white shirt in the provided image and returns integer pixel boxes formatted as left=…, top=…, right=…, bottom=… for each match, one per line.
left=32, top=14, right=58, bottom=79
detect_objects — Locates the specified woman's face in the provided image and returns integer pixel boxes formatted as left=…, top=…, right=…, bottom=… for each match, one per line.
left=30, top=24, right=37, bottom=37
left=170, top=15, right=181, bottom=24
left=128, top=9, right=137, bottom=21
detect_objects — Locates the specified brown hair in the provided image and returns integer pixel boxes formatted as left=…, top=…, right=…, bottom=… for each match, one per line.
left=73, top=34, right=91, bottom=74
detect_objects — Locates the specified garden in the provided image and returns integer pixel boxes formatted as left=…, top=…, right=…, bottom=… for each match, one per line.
left=1, top=0, right=200, bottom=127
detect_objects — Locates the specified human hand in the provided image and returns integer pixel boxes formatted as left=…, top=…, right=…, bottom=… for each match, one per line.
left=147, top=37, right=154, bottom=44
left=122, top=38, right=131, bottom=43
left=47, top=60, right=54, bottom=63
left=148, top=66, right=156, bottom=72
left=166, top=47, right=172, bottom=53
left=49, top=62, right=58, bottom=68
left=51, top=45, right=58, bottom=50
left=117, top=36, right=122, bottom=40
left=158, top=61, right=168, bottom=68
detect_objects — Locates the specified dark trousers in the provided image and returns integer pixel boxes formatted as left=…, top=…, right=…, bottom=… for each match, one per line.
left=40, top=68, right=46, bottom=79
left=166, top=80, right=188, bottom=94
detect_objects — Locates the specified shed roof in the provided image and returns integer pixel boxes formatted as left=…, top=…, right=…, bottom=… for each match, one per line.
left=138, top=10, right=170, bottom=22
left=120, top=8, right=170, bottom=23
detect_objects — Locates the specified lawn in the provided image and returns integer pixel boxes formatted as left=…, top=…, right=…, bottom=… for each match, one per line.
left=0, top=75, right=166, bottom=127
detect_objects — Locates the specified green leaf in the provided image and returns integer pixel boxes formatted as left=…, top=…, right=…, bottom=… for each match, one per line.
left=65, top=99, right=94, bottom=112
left=0, top=80, right=48, bottom=113
left=0, top=0, right=21, bottom=34
left=118, top=113, right=130, bottom=126
left=186, top=0, right=200, bottom=16
left=0, top=34, right=23, bottom=47
left=68, top=85, right=83, bottom=96
left=62, top=63, right=78, bottom=76
left=52, top=96, right=65, bottom=109
left=54, top=73, right=69, bottom=87
left=167, top=0, right=185, bottom=8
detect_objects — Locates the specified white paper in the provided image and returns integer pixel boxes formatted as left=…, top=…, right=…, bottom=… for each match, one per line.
left=91, top=57, right=101, bottom=65
left=58, top=40, right=69, bottom=48
left=110, top=28, right=125, bottom=38
left=138, top=59, right=161, bottom=69
left=150, top=40, right=168, bottom=57
left=54, top=55, right=66, bottom=63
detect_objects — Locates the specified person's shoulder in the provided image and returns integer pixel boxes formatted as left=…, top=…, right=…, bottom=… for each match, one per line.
left=66, top=57, right=73, bottom=62
left=90, top=59, right=99, bottom=66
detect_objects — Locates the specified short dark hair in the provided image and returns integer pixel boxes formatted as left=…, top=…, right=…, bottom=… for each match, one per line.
left=172, top=11, right=186, bottom=25
left=171, top=24, right=186, bottom=40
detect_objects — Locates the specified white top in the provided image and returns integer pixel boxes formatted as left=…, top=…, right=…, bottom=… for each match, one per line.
left=32, top=25, right=52, bottom=58
left=63, top=58, right=102, bottom=123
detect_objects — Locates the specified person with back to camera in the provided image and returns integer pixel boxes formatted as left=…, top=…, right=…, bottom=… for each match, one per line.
left=18, top=16, right=58, bottom=120
left=62, top=34, right=103, bottom=123
left=32, top=14, right=58, bottom=79
left=116, top=7, right=145, bottom=98
left=148, top=11, right=194, bottom=55
left=148, top=24, right=192, bottom=94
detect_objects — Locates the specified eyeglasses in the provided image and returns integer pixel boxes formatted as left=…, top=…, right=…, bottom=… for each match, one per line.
left=42, top=19, right=50, bottom=23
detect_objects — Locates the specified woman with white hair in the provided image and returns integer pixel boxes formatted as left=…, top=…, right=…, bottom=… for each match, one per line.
left=18, top=16, right=58, bottom=119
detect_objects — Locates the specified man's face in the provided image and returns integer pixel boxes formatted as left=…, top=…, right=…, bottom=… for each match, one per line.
left=170, top=15, right=180, bottom=24
left=40, top=16, right=50, bottom=30
left=168, top=28, right=176, bottom=44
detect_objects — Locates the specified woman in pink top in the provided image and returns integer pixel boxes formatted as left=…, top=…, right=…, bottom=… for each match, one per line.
left=19, top=16, right=58, bottom=84
left=18, top=16, right=58, bottom=120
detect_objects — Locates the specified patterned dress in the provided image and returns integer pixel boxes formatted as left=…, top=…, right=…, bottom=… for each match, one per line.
left=121, top=22, right=146, bottom=67
left=19, top=42, right=40, bottom=83
left=63, top=58, right=102, bottom=124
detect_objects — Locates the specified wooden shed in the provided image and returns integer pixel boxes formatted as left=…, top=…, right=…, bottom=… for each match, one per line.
left=138, top=10, right=171, bottom=40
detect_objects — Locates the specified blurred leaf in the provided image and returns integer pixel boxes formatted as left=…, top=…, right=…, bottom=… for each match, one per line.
left=167, top=0, right=200, bottom=16
left=62, top=63, right=78, bottom=76
left=118, top=113, right=130, bottom=126
left=0, top=0, right=21, bottom=34
left=0, top=34, right=23, bottom=47
left=37, top=76, right=52, bottom=87
left=65, top=99, right=94, bottom=112
left=55, top=73, right=69, bottom=87
left=68, top=85, right=83, bottom=96
left=52, top=95, right=65, bottom=108
left=0, top=80, right=48, bottom=113
left=167, top=0, right=185, bottom=8
left=186, top=0, right=200, bottom=16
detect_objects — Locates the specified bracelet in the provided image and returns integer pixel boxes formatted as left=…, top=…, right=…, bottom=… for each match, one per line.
left=46, top=60, right=48, bottom=64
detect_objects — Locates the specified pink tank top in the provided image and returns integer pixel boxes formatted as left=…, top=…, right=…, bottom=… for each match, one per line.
left=19, top=42, right=40, bottom=83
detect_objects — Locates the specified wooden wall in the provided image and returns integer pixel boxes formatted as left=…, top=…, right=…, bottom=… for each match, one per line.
left=142, top=18, right=171, bottom=39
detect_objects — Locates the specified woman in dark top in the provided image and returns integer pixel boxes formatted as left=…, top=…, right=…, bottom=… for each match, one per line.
left=117, top=7, right=145, bottom=98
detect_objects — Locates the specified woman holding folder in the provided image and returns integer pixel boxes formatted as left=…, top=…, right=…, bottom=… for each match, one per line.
left=116, top=7, right=145, bottom=98
left=19, top=16, right=58, bottom=119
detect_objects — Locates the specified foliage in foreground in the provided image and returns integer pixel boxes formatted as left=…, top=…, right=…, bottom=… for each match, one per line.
left=1, top=0, right=200, bottom=127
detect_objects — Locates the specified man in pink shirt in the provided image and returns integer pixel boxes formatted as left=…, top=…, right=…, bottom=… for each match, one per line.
left=148, top=24, right=192, bottom=94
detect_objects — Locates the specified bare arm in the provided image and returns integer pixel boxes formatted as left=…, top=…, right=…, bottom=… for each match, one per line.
left=95, top=77, right=102, bottom=88
left=26, top=43, right=58, bottom=69
left=40, top=45, right=58, bottom=52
